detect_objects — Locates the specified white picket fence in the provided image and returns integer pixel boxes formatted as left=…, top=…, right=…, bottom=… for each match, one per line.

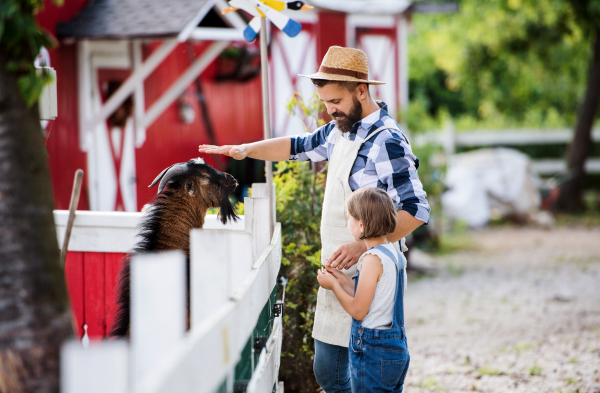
left=414, top=126, right=600, bottom=175
left=56, top=192, right=283, bottom=393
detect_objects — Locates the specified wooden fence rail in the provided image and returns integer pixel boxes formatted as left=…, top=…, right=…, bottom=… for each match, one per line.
left=414, top=126, right=600, bottom=175
left=57, top=191, right=283, bottom=392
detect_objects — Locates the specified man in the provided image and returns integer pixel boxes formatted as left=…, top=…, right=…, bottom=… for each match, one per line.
left=199, top=46, right=429, bottom=392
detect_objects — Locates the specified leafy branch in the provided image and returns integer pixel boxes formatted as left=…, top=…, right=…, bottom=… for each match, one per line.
left=0, top=0, right=62, bottom=106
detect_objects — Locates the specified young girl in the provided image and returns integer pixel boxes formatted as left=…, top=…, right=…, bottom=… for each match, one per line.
left=317, top=187, right=410, bottom=392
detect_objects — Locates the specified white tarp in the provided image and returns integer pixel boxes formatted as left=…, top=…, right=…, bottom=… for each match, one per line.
left=441, top=148, right=542, bottom=227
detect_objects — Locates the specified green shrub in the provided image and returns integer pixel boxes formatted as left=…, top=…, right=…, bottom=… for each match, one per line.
left=275, top=160, right=325, bottom=392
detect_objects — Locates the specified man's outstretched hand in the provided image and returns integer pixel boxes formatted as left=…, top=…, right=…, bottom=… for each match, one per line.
left=199, top=144, right=247, bottom=160
left=326, top=240, right=368, bottom=270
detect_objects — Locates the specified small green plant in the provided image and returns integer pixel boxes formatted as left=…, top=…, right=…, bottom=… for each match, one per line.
left=529, top=365, right=543, bottom=376
left=513, top=342, right=533, bottom=355
left=477, top=367, right=501, bottom=376
left=566, top=377, right=577, bottom=384
left=421, top=377, right=437, bottom=389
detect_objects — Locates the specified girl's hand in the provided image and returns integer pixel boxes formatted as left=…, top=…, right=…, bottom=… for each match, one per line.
left=317, top=268, right=338, bottom=290
left=325, top=267, right=347, bottom=283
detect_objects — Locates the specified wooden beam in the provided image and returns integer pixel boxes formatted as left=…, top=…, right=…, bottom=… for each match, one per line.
left=84, top=39, right=178, bottom=133
left=141, top=40, right=229, bottom=129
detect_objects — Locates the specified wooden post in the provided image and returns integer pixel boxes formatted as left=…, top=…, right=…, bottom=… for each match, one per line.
left=60, top=169, right=84, bottom=266
left=251, top=183, right=277, bottom=227
left=244, top=197, right=271, bottom=263
left=130, top=251, right=186, bottom=385
left=190, top=229, right=252, bottom=326
left=61, top=340, right=128, bottom=393
left=260, top=17, right=275, bottom=236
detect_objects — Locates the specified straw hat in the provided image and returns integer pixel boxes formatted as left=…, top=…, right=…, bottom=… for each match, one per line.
left=299, top=46, right=385, bottom=85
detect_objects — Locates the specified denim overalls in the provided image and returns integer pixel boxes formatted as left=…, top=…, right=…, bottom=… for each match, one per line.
left=350, top=244, right=410, bottom=392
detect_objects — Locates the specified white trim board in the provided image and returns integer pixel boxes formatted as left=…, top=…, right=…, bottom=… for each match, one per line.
left=54, top=210, right=246, bottom=253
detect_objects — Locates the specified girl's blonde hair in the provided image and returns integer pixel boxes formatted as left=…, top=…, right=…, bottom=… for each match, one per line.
left=347, top=188, right=397, bottom=240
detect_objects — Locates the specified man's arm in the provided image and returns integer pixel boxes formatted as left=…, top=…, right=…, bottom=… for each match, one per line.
left=325, top=210, right=424, bottom=269
left=198, top=137, right=291, bottom=161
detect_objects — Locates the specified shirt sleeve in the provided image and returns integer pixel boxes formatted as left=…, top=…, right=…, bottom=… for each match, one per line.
left=289, top=123, right=333, bottom=162
left=374, top=135, right=431, bottom=224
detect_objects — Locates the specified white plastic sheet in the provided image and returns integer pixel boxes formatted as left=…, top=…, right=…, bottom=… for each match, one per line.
left=441, top=148, right=541, bottom=227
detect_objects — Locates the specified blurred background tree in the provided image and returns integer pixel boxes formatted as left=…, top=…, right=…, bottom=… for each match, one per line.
left=0, top=1, right=72, bottom=391
left=406, top=0, right=600, bottom=212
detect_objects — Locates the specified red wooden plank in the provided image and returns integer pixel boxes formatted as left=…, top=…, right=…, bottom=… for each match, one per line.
left=84, top=252, right=106, bottom=339
left=104, top=252, right=127, bottom=335
left=65, top=251, right=85, bottom=339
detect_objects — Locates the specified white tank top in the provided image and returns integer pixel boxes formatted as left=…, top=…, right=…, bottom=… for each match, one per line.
left=356, top=243, right=398, bottom=330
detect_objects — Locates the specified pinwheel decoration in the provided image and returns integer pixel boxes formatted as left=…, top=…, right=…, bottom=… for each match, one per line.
left=222, top=0, right=313, bottom=42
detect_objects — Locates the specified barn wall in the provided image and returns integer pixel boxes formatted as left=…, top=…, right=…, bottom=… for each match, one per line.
left=44, top=43, right=90, bottom=210
left=316, top=12, right=346, bottom=61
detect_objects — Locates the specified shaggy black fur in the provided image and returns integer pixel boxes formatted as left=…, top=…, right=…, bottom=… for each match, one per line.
left=109, top=159, right=238, bottom=337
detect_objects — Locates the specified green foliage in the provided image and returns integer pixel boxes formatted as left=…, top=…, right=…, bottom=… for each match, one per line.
left=407, top=0, right=599, bottom=131
left=274, top=160, right=325, bottom=393
left=286, top=91, right=327, bottom=132
left=274, top=92, right=328, bottom=392
left=0, top=0, right=61, bottom=106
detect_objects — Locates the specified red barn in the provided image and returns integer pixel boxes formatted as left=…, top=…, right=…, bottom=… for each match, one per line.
left=37, top=0, right=413, bottom=214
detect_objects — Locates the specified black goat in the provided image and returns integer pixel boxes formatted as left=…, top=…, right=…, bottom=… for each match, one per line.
left=109, top=158, right=238, bottom=337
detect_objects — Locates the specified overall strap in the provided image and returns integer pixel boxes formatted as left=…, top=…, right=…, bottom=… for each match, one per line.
left=374, top=244, right=407, bottom=329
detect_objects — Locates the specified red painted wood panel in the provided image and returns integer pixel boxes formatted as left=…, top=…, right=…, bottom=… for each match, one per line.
left=104, top=253, right=126, bottom=335
left=65, top=251, right=85, bottom=338
left=84, top=252, right=106, bottom=339
left=316, top=12, right=347, bottom=61
left=44, top=43, right=90, bottom=211
left=37, top=0, right=89, bottom=37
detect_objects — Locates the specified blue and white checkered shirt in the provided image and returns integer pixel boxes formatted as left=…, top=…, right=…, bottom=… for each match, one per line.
left=289, top=102, right=430, bottom=224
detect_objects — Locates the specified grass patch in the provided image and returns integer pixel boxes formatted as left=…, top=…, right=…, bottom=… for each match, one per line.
left=477, top=367, right=501, bottom=376
left=421, top=377, right=437, bottom=389
left=436, top=220, right=476, bottom=254
left=513, top=342, right=533, bottom=355
left=529, top=365, right=543, bottom=376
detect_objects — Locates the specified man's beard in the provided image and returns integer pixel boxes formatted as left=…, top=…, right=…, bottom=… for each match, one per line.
left=332, top=96, right=363, bottom=133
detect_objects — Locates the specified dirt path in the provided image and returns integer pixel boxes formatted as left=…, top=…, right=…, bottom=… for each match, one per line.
left=404, top=226, right=600, bottom=393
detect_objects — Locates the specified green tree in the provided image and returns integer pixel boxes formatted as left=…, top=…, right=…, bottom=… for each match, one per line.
left=0, top=1, right=72, bottom=391
left=555, top=0, right=600, bottom=211
left=408, top=0, right=591, bottom=130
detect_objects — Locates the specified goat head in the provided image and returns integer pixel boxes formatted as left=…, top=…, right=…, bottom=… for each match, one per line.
left=149, top=158, right=239, bottom=224
left=109, top=158, right=238, bottom=338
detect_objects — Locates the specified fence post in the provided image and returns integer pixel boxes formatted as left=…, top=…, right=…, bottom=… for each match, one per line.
left=252, top=183, right=277, bottom=228
left=190, top=229, right=253, bottom=326
left=61, top=340, right=128, bottom=393
left=244, top=197, right=271, bottom=262
left=130, top=250, right=186, bottom=386
left=443, top=120, right=456, bottom=156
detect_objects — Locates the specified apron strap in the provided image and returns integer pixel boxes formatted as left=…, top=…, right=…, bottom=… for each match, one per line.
left=363, top=125, right=410, bottom=145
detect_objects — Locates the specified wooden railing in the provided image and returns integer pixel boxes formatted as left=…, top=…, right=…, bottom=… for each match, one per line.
left=56, top=195, right=283, bottom=393
left=414, top=126, right=600, bottom=175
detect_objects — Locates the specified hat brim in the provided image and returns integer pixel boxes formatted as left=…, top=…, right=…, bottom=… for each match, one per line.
left=298, top=71, right=385, bottom=86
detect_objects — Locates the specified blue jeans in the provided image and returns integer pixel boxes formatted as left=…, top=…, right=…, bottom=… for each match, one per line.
left=313, top=339, right=352, bottom=393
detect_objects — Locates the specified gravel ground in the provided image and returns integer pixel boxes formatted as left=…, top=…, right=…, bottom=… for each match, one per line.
left=404, top=226, right=600, bottom=393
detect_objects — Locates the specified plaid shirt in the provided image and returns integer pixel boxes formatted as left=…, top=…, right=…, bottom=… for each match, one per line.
left=289, top=102, right=430, bottom=224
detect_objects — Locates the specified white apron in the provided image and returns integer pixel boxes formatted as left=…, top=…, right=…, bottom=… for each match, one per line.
left=312, top=126, right=408, bottom=347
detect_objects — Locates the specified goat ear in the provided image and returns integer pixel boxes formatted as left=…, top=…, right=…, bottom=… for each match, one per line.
left=149, top=164, right=175, bottom=189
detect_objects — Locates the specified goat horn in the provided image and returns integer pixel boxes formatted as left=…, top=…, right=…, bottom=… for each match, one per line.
left=157, top=164, right=189, bottom=195
left=149, top=164, right=175, bottom=189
